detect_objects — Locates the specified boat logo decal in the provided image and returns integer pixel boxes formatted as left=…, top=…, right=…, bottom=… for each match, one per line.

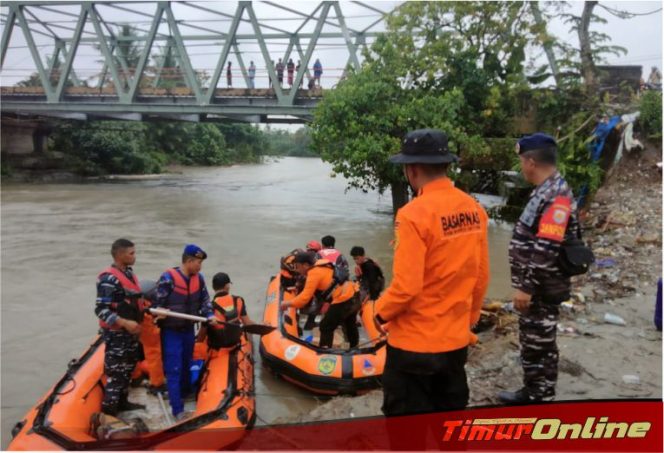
left=317, top=355, right=337, bottom=375
left=362, top=358, right=376, bottom=376
left=284, top=344, right=301, bottom=361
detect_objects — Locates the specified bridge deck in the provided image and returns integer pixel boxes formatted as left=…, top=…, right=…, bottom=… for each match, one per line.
left=0, top=86, right=324, bottom=99
left=0, top=86, right=324, bottom=122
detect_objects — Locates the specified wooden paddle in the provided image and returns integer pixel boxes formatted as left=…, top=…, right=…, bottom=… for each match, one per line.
left=148, top=308, right=276, bottom=336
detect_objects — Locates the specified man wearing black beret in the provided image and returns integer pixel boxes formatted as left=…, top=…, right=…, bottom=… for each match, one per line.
left=498, top=132, right=580, bottom=404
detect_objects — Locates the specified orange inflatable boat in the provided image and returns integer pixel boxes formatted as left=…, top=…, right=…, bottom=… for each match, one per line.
left=8, top=334, right=255, bottom=450
left=260, top=274, right=386, bottom=395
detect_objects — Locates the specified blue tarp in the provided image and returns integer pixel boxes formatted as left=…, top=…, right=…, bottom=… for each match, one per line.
left=590, top=115, right=621, bottom=161
left=578, top=115, right=621, bottom=207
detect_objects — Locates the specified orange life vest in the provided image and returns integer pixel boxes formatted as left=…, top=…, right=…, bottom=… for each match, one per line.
left=98, top=266, right=144, bottom=330
left=208, top=294, right=243, bottom=349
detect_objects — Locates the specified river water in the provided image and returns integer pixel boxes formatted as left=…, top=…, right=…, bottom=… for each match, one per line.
left=1, top=157, right=513, bottom=445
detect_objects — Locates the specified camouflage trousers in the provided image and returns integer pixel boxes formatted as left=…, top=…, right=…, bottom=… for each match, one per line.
left=102, top=329, right=139, bottom=415
left=519, top=301, right=559, bottom=400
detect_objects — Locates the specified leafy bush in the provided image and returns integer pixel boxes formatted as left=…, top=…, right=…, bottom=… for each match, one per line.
left=50, top=121, right=163, bottom=176
left=177, top=124, right=227, bottom=166
left=639, top=90, right=662, bottom=139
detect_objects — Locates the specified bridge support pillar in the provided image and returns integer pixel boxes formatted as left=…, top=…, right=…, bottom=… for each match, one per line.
left=1, top=118, right=53, bottom=155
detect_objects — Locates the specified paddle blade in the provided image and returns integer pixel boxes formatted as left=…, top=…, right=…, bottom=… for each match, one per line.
left=243, top=324, right=276, bottom=335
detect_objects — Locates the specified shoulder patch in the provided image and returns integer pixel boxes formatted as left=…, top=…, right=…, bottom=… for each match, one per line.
left=536, top=196, right=571, bottom=242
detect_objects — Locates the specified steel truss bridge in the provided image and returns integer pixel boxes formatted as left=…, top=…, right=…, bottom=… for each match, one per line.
left=1, top=1, right=393, bottom=123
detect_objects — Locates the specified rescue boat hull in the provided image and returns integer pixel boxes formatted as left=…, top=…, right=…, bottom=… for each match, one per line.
left=8, top=334, right=255, bottom=450
left=259, top=275, right=386, bottom=395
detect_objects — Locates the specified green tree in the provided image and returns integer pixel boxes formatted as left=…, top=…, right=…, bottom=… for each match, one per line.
left=16, top=73, right=42, bottom=88
left=639, top=91, right=662, bottom=140
left=311, top=1, right=535, bottom=213
left=312, top=68, right=485, bottom=212
left=291, top=127, right=316, bottom=157
left=16, top=54, right=76, bottom=89
left=97, top=25, right=142, bottom=89
left=150, top=43, right=187, bottom=89
left=179, top=124, right=227, bottom=165
left=145, top=123, right=228, bottom=165
left=536, top=1, right=627, bottom=94
left=50, top=121, right=163, bottom=175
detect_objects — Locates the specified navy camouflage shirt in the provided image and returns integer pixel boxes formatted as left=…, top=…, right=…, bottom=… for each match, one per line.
left=509, top=171, right=579, bottom=302
left=95, top=265, right=137, bottom=326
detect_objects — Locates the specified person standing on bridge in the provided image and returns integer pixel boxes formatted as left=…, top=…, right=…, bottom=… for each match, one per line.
left=226, top=61, right=232, bottom=88
left=276, top=58, right=285, bottom=87
left=647, top=66, right=661, bottom=89
left=248, top=61, right=256, bottom=89
left=374, top=129, right=489, bottom=448
left=287, top=58, right=295, bottom=87
left=296, top=60, right=303, bottom=88
left=95, top=238, right=145, bottom=416
left=269, top=61, right=274, bottom=88
left=313, top=58, right=323, bottom=87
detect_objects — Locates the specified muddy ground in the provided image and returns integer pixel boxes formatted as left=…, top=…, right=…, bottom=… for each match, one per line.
left=278, top=140, right=663, bottom=423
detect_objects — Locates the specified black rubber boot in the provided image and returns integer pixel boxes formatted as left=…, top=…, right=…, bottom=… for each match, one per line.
left=119, top=396, right=146, bottom=411
left=101, top=404, right=118, bottom=417
left=497, top=388, right=539, bottom=404
left=147, top=384, right=168, bottom=395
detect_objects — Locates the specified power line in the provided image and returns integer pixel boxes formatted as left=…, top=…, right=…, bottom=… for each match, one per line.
left=598, top=4, right=662, bottom=18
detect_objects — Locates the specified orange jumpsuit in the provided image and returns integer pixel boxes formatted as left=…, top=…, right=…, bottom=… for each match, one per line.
left=289, top=260, right=355, bottom=308
left=138, top=312, right=165, bottom=387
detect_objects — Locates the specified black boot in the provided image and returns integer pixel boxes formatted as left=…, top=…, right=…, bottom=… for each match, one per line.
left=119, top=395, right=146, bottom=411
left=147, top=384, right=168, bottom=395
left=101, top=404, right=118, bottom=417
left=497, top=388, right=540, bottom=404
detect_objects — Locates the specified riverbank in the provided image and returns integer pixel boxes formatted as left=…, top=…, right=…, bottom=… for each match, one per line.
left=0, top=156, right=297, bottom=184
left=279, top=141, right=663, bottom=423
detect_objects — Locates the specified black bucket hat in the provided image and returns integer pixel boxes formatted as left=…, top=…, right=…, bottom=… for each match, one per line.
left=389, top=129, right=459, bottom=164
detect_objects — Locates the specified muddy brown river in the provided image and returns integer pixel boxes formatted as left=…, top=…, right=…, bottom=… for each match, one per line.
left=1, top=157, right=513, bottom=446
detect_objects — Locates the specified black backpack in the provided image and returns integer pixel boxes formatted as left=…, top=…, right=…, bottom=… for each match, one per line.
left=331, top=254, right=350, bottom=285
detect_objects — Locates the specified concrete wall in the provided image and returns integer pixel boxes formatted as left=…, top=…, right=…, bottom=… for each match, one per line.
left=0, top=118, right=54, bottom=155
left=1, top=118, right=39, bottom=155
left=596, top=65, right=642, bottom=92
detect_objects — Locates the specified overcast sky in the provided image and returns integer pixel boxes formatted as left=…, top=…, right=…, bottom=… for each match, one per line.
left=1, top=1, right=661, bottom=92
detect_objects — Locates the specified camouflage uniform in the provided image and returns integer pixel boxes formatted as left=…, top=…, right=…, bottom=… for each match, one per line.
left=95, top=267, right=140, bottom=415
left=509, top=171, right=578, bottom=400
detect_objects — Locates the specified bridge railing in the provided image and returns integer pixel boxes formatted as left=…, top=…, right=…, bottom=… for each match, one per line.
left=1, top=1, right=392, bottom=122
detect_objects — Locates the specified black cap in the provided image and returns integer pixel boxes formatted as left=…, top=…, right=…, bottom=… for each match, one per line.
left=212, top=272, right=232, bottom=289
left=293, top=251, right=316, bottom=265
left=389, top=129, right=459, bottom=164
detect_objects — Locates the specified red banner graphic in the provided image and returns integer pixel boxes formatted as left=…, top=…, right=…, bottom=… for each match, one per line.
left=234, top=400, right=662, bottom=451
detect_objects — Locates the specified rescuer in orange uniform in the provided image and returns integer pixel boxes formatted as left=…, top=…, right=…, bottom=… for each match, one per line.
left=375, top=129, right=490, bottom=423
left=138, top=304, right=166, bottom=393
left=281, top=252, right=358, bottom=348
